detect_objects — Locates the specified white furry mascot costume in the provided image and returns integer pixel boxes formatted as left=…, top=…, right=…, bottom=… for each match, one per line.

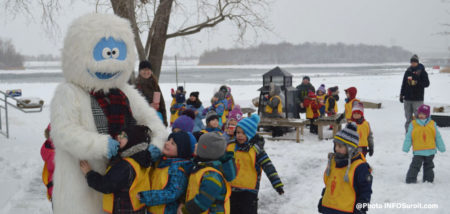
left=50, top=13, right=167, bottom=214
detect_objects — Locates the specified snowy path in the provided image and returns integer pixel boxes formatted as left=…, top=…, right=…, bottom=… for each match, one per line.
left=1, top=72, right=449, bottom=213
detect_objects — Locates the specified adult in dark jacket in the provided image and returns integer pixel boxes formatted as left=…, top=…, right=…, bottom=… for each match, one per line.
left=136, top=60, right=168, bottom=126
left=296, top=76, right=315, bottom=116
left=400, top=55, right=430, bottom=133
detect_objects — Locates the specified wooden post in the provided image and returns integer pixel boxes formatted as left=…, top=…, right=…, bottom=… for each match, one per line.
left=318, top=123, right=324, bottom=140
left=296, top=127, right=300, bottom=143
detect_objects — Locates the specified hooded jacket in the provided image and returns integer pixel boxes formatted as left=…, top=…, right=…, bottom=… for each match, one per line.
left=400, top=64, right=430, bottom=101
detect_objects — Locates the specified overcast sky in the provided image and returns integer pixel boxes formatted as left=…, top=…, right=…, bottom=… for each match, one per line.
left=1, top=0, right=449, bottom=57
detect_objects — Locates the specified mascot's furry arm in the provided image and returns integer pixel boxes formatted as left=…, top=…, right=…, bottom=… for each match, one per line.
left=121, top=84, right=167, bottom=150
left=51, top=83, right=110, bottom=160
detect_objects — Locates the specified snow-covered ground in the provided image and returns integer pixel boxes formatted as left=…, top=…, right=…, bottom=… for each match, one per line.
left=0, top=70, right=449, bottom=214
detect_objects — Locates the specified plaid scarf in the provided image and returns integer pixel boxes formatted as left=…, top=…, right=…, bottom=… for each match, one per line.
left=90, top=89, right=133, bottom=138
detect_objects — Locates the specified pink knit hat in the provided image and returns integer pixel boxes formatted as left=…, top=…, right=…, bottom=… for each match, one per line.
left=417, top=104, right=431, bottom=118
left=228, top=105, right=243, bottom=122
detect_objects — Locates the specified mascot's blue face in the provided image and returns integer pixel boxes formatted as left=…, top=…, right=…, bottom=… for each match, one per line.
left=88, top=37, right=127, bottom=79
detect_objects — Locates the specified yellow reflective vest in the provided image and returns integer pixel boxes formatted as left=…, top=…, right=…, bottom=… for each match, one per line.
left=146, top=165, right=170, bottom=214
left=345, top=98, right=360, bottom=120
left=226, top=143, right=260, bottom=190
left=185, top=167, right=231, bottom=214
left=322, top=157, right=366, bottom=213
left=103, top=158, right=150, bottom=213
left=412, top=120, right=436, bottom=151
left=357, top=121, right=370, bottom=148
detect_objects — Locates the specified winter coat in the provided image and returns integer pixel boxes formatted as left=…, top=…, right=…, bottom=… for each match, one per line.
left=85, top=149, right=152, bottom=214
left=264, top=85, right=283, bottom=118
left=186, top=103, right=205, bottom=133
left=184, top=152, right=237, bottom=214
left=228, top=135, right=284, bottom=194
left=136, top=76, right=168, bottom=126
left=193, top=127, right=222, bottom=142
left=400, top=63, right=430, bottom=101
left=41, top=139, right=55, bottom=199
left=403, top=118, right=446, bottom=156
left=304, top=95, right=321, bottom=119
left=319, top=153, right=372, bottom=214
left=139, top=157, right=193, bottom=214
left=204, top=99, right=227, bottom=120
left=325, top=94, right=339, bottom=115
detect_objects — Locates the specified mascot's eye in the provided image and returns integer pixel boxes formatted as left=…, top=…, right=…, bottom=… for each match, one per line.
left=102, top=47, right=112, bottom=59
left=111, top=48, right=120, bottom=59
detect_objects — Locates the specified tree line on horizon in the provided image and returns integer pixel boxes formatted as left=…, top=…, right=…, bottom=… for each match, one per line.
left=198, top=42, right=413, bottom=65
left=0, top=38, right=24, bottom=69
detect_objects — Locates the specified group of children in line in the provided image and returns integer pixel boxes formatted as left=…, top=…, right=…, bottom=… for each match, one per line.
left=41, top=83, right=446, bottom=214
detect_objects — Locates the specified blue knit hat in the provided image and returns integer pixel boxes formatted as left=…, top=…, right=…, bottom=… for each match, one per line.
left=168, top=131, right=192, bottom=159
left=172, top=115, right=194, bottom=133
left=237, top=114, right=260, bottom=141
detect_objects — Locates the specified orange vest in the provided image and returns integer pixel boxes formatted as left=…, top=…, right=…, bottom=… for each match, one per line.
left=103, top=158, right=150, bottom=213
left=226, top=143, right=259, bottom=190
left=185, top=167, right=231, bottom=214
left=345, top=99, right=360, bottom=120
left=412, top=120, right=437, bottom=151
left=357, top=121, right=370, bottom=148
left=322, top=157, right=366, bottom=213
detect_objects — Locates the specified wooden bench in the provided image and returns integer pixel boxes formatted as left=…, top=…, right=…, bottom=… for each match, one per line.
left=258, top=117, right=307, bottom=143
left=313, top=114, right=346, bottom=140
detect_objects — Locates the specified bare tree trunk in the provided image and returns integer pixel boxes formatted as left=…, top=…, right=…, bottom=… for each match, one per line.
left=110, top=0, right=145, bottom=84
left=147, top=0, right=174, bottom=80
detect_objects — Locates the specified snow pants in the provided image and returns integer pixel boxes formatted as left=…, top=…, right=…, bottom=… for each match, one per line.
left=404, top=100, right=423, bottom=133
left=230, top=191, right=258, bottom=214
left=406, top=155, right=435, bottom=183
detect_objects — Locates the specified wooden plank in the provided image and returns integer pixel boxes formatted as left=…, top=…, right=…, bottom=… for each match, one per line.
left=318, top=124, right=324, bottom=140
left=360, top=101, right=382, bottom=109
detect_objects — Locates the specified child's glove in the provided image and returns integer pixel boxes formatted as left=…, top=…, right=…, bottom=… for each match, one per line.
left=276, top=186, right=284, bottom=195
left=317, top=198, right=324, bottom=213
left=368, top=146, right=374, bottom=157
left=107, top=138, right=120, bottom=158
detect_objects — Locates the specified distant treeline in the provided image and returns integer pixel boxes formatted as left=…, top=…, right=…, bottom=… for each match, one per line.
left=198, top=42, right=413, bottom=65
left=0, top=38, right=24, bottom=69
left=24, top=54, right=60, bottom=61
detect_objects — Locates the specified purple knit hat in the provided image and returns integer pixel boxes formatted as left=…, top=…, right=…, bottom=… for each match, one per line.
left=172, top=115, right=194, bottom=132
left=318, top=84, right=326, bottom=94
left=228, top=105, right=243, bottom=122
left=417, top=104, right=431, bottom=118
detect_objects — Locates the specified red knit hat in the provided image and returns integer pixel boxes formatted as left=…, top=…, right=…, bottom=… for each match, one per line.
left=352, top=102, right=364, bottom=116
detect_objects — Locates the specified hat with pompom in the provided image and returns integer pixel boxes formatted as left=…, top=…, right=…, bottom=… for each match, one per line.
left=236, top=114, right=260, bottom=141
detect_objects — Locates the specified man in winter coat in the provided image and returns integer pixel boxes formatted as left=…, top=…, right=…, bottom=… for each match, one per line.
left=296, top=76, right=315, bottom=117
left=400, top=54, right=430, bottom=133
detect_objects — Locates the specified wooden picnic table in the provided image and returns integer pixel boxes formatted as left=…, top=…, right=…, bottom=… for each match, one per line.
left=313, top=113, right=347, bottom=140
left=241, top=107, right=256, bottom=117
left=258, top=117, right=308, bottom=143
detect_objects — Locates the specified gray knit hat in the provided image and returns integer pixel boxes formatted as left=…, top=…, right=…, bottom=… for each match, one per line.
left=214, top=91, right=225, bottom=101
left=197, top=132, right=227, bottom=160
left=326, top=122, right=360, bottom=182
left=205, top=110, right=220, bottom=124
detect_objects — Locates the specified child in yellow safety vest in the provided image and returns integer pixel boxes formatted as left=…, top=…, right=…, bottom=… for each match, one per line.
left=80, top=125, right=156, bottom=214
left=350, top=102, right=374, bottom=157
left=317, top=84, right=327, bottom=116
left=337, top=87, right=360, bottom=124
left=227, top=114, right=284, bottom=214
left=193, top=111, right=222, bottom=141
left=138, top=131, right=193, bottom=214
left=318, top=123, right=373, bottom=214
left=170, top=86, right=186, bottom=126
left=181, top=132, right=237, bottom=214
left=403, top=104, right=446, bottom=184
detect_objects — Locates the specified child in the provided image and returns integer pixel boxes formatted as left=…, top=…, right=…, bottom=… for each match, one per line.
left=181, top=132, right=236, bottom=214
left=186, top=91, right=205, bottom=132
left=193, top=111, right=222, bottom=141
left=304, top=91, right=321, bottom=134
left=325, top=86, right=339, bottom=117
left=170, top=86, right=186, bottom=126
left=351, top=103, right=374, bottom=157
left=223, top=105, right=243, bottom=143
left=80, top=125, right=153, bottom=214
left=220, top=85, right=235, bottom=124
left=203, top=91, right=227, bottom=127
left=227, top=114, right=284, bottom=214
left=41, top=124, right=55, bottom=201
left=403, top=104, right=446, bottom=183
left=172, top=114, right=198, bottom=155
left=263, top=84, right=284, bottom=137
left=139, top=131, right=193, bottom=214
left=316, top=84, right=327, bottom=116
left=343, top=87, right=360, bottom=121
left=318, top=123, right=373, bottom=214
